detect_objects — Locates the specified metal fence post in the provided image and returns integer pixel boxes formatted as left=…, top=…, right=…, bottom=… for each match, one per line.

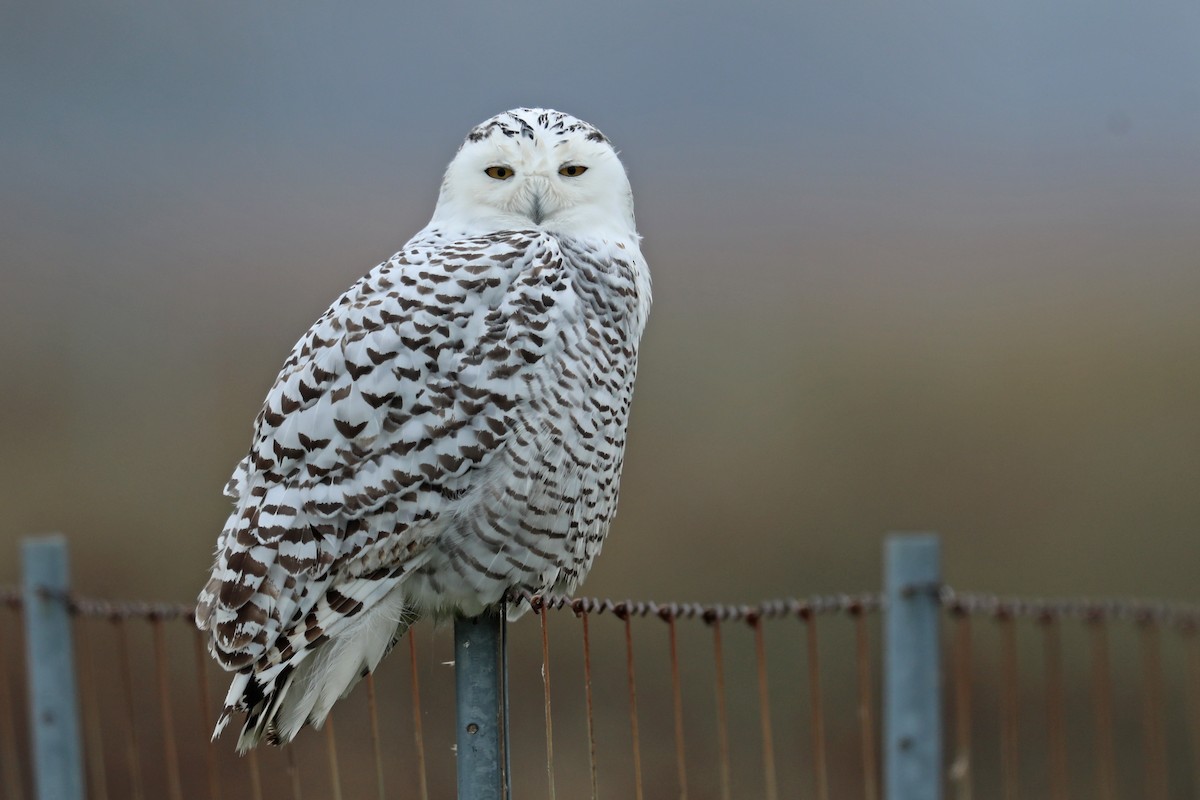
left=22, top=535, right=84, bottom=800
left=885, top=532, right=942, bottom=800
left=455, top=605, right=511, bottom=799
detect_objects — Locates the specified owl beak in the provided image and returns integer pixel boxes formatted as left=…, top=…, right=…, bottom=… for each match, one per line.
left=526, top=176, right=549, bottom=225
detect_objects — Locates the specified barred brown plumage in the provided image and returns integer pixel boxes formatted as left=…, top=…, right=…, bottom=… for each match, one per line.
left=193, top=108, right=652, bottom=750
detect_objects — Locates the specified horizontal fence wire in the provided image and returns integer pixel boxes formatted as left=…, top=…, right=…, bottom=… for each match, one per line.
left=939, top=587, right=1200, bottom=629
left=7, top=584, right=1199, bottom=626
left=3, top=583, right=1200, bottom=799
left=507, top=589, right=884, bottom=621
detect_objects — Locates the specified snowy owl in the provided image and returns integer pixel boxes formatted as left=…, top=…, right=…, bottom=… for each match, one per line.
left=195, top=108, right=652, bottom=750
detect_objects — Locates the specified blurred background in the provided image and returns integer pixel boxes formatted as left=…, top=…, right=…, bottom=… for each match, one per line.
left=4, top=0, right=1197, bottom=603
left=2, top=1, right=1199, bottom=796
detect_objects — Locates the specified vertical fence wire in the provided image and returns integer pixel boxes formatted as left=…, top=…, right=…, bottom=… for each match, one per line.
left=324, top=713, right=344, bottom=800
left=407, top=630, right=431, bottom=800
left=365, top=673, right=386, bottom=800
left=621, top=613, right=645, bottom=800
left=852, top=608, right=879, bottom=800
left=75, top=620, right=109, bottom=800
left=539, top=607, right=557, bottom=800
left=286, top=742, right=304, bottom=799
left=1185, top=627, right=1200, bottom=799
left=709, top=619, right=732, bottom=800
left=1138, top=619, right=1169, bottom=800
left=113, top=618, right=146, bottom=800
left=997, top=613, right=1020, bottom=800
left=245, top=744, right=264, bottom=800
left=667, top=614, right=689, bottom=800
left=0, top=608, right=27, bottom=800
left=751, top=616, right=779, bottom=800
left=579, top=612, right=599, bottom=800
left=1040, top=616, right=1070, bottom=800
left=803, top=610, right=830, bottom=800
left=151, top=618, right=184, bottom=800
left=949, top=612, right=973, bottom=800
left=190, top=626, right=220, bottom=800
left=1088, top=617, right=1118, bottom=800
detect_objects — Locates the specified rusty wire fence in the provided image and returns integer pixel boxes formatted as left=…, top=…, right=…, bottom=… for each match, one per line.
left=3, top=537, right=1200, bottom=800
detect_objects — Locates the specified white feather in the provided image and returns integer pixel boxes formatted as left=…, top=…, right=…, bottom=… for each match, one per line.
left=273, top=583, right=412, bottom=743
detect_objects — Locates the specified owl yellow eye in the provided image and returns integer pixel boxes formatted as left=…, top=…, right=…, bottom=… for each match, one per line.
left=484, top=166, right=513, bottom=180
left=558, top=165, right=588, bottom=177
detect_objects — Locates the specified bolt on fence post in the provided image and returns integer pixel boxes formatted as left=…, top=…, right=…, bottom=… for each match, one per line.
left=22, top=535, right=84, bottom=800
left=455, top=604, right=511, bottom=799
left=884, top=532, right=943, bottom=800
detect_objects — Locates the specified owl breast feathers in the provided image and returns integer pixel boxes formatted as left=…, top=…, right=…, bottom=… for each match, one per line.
left=195, top=108, right=651, bottom=750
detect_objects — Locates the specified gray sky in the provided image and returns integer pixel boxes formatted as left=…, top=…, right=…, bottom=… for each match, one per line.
left=5, top=1, right=1199, bottom=196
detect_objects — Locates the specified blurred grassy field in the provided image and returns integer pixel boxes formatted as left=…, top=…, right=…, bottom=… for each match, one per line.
left=2, top=173, right=1197, bottom=603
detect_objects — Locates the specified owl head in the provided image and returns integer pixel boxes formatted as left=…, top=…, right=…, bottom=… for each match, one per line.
left=431, top=108, right=637, bottom=238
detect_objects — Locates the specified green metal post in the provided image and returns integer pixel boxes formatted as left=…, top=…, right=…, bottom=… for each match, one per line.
left=455, top=605, right=510, bottom=799
left=885, top=532, right=943, bottom=800
left=22, top=535, right=84, bottom=800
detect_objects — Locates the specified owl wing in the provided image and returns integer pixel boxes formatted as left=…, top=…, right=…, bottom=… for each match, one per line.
left=196, top=228, right=574, bottom=672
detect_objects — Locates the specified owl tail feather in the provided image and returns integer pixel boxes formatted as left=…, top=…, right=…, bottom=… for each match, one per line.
left=211, top=665, right=295, bottom=752
left=215, top=587, right=414, bottom=753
